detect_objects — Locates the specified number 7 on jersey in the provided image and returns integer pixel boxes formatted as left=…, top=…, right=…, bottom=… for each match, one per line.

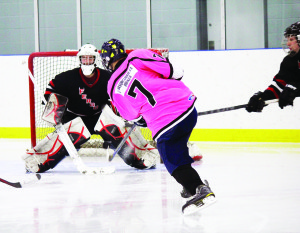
left=127, top=79, right=157, bottom=107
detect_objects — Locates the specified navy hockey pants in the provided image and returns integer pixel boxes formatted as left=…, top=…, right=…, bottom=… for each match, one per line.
left=156, top=107, right=197, bottom=174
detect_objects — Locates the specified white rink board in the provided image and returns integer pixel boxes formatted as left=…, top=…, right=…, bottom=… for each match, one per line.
left=169, top=49, right=300, bottom=129
left=1, top=48, right=299, bottom=129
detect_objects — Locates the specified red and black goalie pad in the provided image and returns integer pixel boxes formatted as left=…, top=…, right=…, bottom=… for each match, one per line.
left=42, top=93, right=68, bottom=125
left=36, top=118, right=90, bottom=173
left=96, top=125, right=148, bottom=169
left=37, top=146, right=67, bottom=173
left=37, top=130, right=89, bottom=173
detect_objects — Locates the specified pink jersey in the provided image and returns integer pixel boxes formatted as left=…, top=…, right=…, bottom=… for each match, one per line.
left=107, top=49, right=196, bottom=140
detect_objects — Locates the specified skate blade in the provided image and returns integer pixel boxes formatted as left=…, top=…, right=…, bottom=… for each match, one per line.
left=183, top=195, right=216, bottom=216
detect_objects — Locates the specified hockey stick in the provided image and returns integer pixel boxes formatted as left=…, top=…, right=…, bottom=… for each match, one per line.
left=107, top=99, right=279, bottom=162
left=107, top=124, right=137, bottom=162
left=0, top=174, right=41, bottom=188
left=197, top=99, right=279, bottom=116
left=28, top=70, right=115, bottom=175
left=55, top=123, right=115, bottom=174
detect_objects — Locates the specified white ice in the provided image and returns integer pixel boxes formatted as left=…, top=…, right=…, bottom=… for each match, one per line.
left=0, top=139, right=300, bottom=233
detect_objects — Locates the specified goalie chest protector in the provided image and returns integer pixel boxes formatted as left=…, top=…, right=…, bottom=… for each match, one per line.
left=45, top=67, right=111, bottom=116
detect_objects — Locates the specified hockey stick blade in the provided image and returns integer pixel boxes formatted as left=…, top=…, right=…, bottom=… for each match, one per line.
left=0, top=174, right=41, bottom=188
left=108, top=124, right=137, bottom=162
left=55, top=123, right=115, bottom=174
left=197, top=99, right=278, bottom=116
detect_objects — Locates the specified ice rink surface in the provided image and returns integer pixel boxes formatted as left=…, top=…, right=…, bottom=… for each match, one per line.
left=0, top=139, right=300, bottom=233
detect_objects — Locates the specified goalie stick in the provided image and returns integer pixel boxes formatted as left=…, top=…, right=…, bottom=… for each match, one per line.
left=55, top=122, right=115, bottom=174
left=0, top=174, right=41, bottom=188
left=29, top=70, right=115, bottom=175
left=107, top=124, right=137, bottom=162
left=197, top=99, right=279, bottom=116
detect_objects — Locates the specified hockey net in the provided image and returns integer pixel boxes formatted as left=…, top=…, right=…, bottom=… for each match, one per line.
left=28, top=48, right=169, bottom=156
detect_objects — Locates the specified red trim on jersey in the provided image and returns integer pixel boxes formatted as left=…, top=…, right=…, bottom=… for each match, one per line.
left=266, top=87, right=279, bottom=99
left=79, top=68, right=100, bottom=87
left=49, top=80, right=55, bottom=87
left=275, top=78, right=287, bottom=86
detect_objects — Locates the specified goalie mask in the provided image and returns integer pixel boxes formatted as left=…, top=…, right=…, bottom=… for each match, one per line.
left=282, top=21, right=300, bottom=56
left=77, top=44, right=100, bottom=75
left=100, top=38, right=128, bottom=71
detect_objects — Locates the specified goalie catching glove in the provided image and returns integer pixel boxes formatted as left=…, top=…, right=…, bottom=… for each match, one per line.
left=95, top=105, right=159, bottom=169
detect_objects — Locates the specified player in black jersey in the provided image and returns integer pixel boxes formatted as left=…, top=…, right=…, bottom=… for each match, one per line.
left=246, top=21, right=300, bottom=112
left=44, top=44, right=111, bottom=134
left=22, top=44, right=160, bottom=173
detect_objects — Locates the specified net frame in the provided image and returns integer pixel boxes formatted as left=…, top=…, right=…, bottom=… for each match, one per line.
left=28, top=48, right=169, bottom=149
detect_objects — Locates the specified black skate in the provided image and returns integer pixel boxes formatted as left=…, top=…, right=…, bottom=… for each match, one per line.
left=182, top=180, right=216, bottom=215
left=181, top=187, right=193, bottom=199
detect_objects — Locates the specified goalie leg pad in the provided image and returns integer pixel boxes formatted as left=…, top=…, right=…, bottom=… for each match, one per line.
left=23, top=133, right=65, bottom=173
left=127, top=127, right=159, bottom=169
left=95, top=105, right=158, bottom=169
left=65, top=117, right=91, bottom=149
left=23, top=117, right=91, bottom=173
left=96, top=123, right=146, bottom=169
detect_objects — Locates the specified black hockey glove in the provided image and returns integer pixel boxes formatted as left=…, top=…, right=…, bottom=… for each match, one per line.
left=279, top=84, right=298, bottom=109
left=246, top=91, right=265, bottom=112
left=133, top=116, right=147, bottom=127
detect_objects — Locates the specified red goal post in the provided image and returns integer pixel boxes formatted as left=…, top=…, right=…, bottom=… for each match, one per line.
left=28, top=48, right=169, bottom=148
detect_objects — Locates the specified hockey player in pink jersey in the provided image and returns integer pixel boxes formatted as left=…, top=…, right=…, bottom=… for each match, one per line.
left=100, top=39, right=216, bottom=215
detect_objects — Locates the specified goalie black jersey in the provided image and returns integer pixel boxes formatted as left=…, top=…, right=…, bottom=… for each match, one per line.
left=44, top=67, right=111, bottom=116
